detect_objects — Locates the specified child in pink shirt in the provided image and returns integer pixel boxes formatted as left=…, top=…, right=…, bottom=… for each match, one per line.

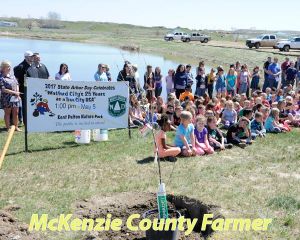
left=155, top=114, right=181, bottom=159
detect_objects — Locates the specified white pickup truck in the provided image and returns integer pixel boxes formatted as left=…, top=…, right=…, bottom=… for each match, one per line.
left=246, top=34, right=279, bottom=49
left=276, top=37, right=300, bottom=52
left=164, top=32, right=188, bottom=41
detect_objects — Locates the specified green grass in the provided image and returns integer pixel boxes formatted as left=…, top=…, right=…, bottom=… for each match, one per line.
left=0, top=126, right=299, bottom=239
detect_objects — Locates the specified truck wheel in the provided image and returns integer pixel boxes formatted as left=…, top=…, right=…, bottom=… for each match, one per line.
left=203, top=38, right=208, bottom=43
left=186, top=38, right=190, bottom=42
left=248, top=45, right=253, bottom=49
left=254, top=43, right=260, bottom=49
left=279, top=48, right=283, bottom=52
left=283, top=45, right=290, bottom=52
left=169, top=37, right=174, bottom=41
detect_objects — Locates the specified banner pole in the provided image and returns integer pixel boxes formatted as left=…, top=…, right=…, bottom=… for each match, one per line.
left=24, top=77, right=29, bottom=152
left=128, top=116, right=131, bottom=139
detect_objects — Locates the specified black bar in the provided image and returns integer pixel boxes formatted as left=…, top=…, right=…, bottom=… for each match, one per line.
left=128, top=116, right=131, bottom=139
left=24, top=79, right=28, bottom=152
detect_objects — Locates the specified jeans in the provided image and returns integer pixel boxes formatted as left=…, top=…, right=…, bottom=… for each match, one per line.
left=269, top=78, right=278, bottom=89
left=238, top=82, right=248, bottom=94
left=195, top=87, right=206, bottom=97
left=207, top=84, right=214, bottom=99
left=281, top=72, right=286, bottom=88
left=155, top=87, right=162, bottom=98
left=175, top=89, right=185, bottom=99
left=262, top=77, right=269, bottom=92
left=227, top=89, right=235, bottom=96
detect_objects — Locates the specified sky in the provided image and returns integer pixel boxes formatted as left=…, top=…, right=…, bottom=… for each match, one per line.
left=1, top=0, right=300, bottom=31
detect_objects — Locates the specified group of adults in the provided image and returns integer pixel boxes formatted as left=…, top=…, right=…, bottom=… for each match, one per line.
left=0, top=51, right=71, bottom=131
left=263, top=56, right=300, bottom=91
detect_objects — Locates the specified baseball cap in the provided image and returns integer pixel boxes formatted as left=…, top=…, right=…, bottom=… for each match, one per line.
left=24, top=51, right=33, bottom=57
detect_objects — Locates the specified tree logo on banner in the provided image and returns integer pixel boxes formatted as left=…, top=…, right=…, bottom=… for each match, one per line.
left=108, top=95, right=127, bottom=117
left=30, top=92, right=55, bottom=117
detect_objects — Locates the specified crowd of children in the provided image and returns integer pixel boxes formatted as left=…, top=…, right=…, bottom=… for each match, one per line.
left=129, top=60, right=300, bottom=160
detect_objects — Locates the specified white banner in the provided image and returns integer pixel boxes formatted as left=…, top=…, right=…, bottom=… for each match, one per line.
left=27, top=78, right=129, bottom=133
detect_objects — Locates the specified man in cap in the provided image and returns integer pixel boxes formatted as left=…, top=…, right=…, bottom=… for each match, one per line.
left=26, top=53, right=50, bottom=79
left=262, top=56, right=272, bottom=92
left=13, top=50, right=34, bottom=125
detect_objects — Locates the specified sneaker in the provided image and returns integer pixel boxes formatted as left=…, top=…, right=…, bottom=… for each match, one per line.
left=226, top=143, right=233, bottom=149
left=165, top=156, right=177, bottom=162
left=238, top=143, right=246, bottom=149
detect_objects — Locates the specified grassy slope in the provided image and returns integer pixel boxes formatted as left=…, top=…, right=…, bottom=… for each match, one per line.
left=0, top=127, right=299, bottom=239
left=0, top=17, right=297, bottom=69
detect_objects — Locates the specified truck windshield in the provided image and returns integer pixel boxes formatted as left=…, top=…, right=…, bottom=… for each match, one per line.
left=257, top=35, right=265, bottom=39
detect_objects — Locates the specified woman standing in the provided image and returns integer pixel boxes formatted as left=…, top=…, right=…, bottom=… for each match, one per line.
left=144, top=65, right=155, bottom=102
left=55, top=63, right=71, bottom=81
left=237, top=64, right=251, bottom=96
left=196, top=61, right=205, bottom=75
left=117, top=63, right=137, bottom=94
left=195, top=67, right=206, bottom=97
left=215, top=66, right=226, bottom=98
left=94, top=64, right=109, bottom=82
left=226, top=67, right=237, bottom=96
left=0, top=61, right=22, bottom=131
left=154, top=67, right=163, bottom=97
left=165, top=69, right=175, bottom=95
left=174, top=64, right=188, bottom=99
left=207, top=68, right=216, bottom=99
left=144, top=65, right=154, bottom=90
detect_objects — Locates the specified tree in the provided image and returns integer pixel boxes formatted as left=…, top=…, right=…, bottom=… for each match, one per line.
left=47, top=11, right=61, bottom=21
left=41, top=11, right=62, bottom=29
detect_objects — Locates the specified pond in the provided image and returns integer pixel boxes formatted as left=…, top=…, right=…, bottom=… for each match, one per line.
left=0, top=37, right=209, bottom=100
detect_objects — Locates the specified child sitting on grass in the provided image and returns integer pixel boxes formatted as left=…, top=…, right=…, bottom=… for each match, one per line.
left=265, top=108, right=287, bottom=133
left=155, top=114, right=181, bottom=160
left=250, top=112, right=266, bottom=139
left=173, top=106, right=182, bottom=127
left=238, top=100, right=251, bottom=117
left=174, top=111, right=196, bottom=157
left=194, top=116, right=214, bottom=155
left=207, top=116, right=233, bottom=151
left=221, top=100, right=237, bottom=129
left=226, top=117, right=251, bottom=148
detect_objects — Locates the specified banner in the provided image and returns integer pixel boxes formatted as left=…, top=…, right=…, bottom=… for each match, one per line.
left=26, top=78, right=129, bottom=133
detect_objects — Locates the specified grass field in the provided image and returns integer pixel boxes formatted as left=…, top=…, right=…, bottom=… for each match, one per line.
left=0, top=124, right=299, bottom=239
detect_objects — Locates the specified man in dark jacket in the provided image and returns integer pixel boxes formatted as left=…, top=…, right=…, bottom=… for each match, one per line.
left=26, top=53, right=50, bottom=79
left=13, top=50, right=34, bottom=125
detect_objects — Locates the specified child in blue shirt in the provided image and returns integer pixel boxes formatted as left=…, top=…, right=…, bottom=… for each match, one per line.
left=265, top=108, right=282, bottom=133
left=250, top=112, right=266, bottom=139
left=174, top=111, right=196, bottom=157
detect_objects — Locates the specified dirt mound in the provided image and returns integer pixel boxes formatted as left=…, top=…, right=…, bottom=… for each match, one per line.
left=74, top=192, right=222, bottom=240
left=0, top=207, right=40, bottom=240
